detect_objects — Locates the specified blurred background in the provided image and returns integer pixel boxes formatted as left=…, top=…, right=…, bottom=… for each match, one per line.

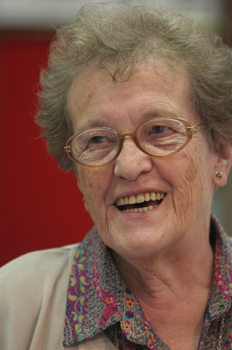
left=0, top=0, right=232, bottom=267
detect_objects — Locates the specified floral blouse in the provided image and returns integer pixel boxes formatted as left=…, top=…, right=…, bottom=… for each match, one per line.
left=63, top=216, right=232, bottom=349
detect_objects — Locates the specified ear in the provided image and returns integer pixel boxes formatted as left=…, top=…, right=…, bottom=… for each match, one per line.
left=75, top=169, right=89, bottom=212
left=213, top=140, right=232, bottom=187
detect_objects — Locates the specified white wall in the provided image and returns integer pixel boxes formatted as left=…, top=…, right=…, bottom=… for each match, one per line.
left=0, top=0, right=224, bottom=29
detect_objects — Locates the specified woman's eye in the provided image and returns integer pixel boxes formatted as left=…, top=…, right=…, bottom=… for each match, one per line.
left=148, top=125, right=170, bottom=135
left=88, top=135, right=109, bottom=144
left=85, top=134, right=117, bottom=150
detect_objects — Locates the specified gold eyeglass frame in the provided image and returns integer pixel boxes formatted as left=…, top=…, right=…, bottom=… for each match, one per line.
left=64, top=118, right=207, bottom=167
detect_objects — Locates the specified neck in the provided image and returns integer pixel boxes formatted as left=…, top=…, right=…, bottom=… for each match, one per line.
left=112, top=236, right=214, bottom=305
left=111, top=226, right=214, bottom=350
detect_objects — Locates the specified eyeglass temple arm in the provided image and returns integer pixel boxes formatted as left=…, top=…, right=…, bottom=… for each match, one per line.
left=64, top=145, right=71, bottom=153
left=186, top=124, right=207, bottom=133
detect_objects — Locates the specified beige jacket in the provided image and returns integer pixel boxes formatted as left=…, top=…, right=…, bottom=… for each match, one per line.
left=0, top=244, right=116, bottom=350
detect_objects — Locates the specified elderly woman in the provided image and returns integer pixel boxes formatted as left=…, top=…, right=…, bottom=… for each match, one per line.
left=1, top=3, right=232, bottom=350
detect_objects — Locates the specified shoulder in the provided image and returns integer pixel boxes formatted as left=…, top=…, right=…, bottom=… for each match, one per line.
left=0, top=243, right=79, bottom=289
left=0, top=244, right=79, bottom=350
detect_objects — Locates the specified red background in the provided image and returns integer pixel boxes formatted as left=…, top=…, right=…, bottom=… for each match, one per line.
left=0, top=32, right=93, bottom=267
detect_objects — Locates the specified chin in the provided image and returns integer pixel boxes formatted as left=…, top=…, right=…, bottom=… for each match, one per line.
left=106, top=230, right=167, bottom=260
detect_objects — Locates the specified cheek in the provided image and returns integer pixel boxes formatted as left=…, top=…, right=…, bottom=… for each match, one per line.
left=77, top=168, right=104, bottom=224
left=77, top=167, right=94, bottom=193
left=182, top=152, right=203, bottom=190
left=77, top=166, right=115, bottom=240
left=77, top=166, right=112, bottom=210
left=169, top=148, right=212, bottom=221
left=78, top=166, right=107, bottom=193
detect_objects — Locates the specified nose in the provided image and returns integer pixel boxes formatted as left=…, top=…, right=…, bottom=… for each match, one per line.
left=114, top=138, right=153, bottom=180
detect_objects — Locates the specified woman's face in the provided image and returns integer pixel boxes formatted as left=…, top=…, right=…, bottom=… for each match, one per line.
left=67, top=62, right=227, bottom=260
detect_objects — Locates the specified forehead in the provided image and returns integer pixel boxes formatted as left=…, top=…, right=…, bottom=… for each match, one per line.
left=67, top=61, right=193, bottom=131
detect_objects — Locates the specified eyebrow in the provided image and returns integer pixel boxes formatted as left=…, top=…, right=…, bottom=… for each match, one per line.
left=75, top=118, right=109, bottom=132
left=141, top=109, right=182, bottom=121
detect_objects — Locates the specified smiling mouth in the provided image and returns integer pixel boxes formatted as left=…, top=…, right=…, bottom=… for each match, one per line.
left=115, top=192, right=165, bottom=213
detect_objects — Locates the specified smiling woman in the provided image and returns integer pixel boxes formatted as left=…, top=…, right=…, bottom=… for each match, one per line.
left=67, top=62, right=220, bottom=264
left=1, top=3, right=232, bottom=350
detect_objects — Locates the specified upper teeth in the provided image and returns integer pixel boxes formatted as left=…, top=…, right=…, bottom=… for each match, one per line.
left=116, top=192, right=165, bottom=206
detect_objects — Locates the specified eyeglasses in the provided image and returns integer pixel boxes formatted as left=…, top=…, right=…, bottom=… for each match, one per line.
left=64, top=117, right=207, bottom=167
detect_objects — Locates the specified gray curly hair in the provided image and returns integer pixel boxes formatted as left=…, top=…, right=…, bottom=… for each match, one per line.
left=36, top=2, right=232, bottom=172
